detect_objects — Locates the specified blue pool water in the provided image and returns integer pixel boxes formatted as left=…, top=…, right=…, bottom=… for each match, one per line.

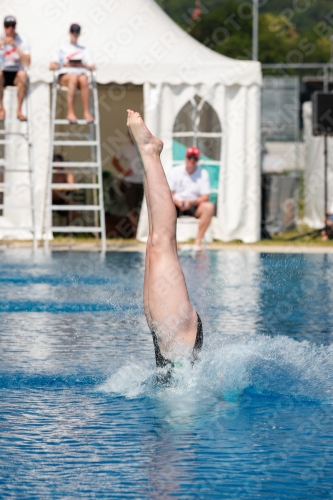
left=0, top=250, right=332, bottom=499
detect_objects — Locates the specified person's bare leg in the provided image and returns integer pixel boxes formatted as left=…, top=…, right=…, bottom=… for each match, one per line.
left=14, top=70, right=28, bottom=121
left=59, top=73, right=79, bottom=123
left=194, top=201, right=214, bottom=247
left=127, top=110, right=198, bottom=358
left=143, top=176, right=153, bottom=330
left=0, top=71, right=5, bottom=121
left=78, top=74, right=94, bottom=123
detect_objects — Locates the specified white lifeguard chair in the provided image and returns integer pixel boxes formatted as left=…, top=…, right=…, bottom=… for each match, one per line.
left=44, top=70, right=106, bottom=251
left=0, top=78, right=37, bottom=249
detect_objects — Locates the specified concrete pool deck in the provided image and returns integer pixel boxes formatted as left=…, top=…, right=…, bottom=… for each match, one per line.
left=1, top=239, right=333, bottom=253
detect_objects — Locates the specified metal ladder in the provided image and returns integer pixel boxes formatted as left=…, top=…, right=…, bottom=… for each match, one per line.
left=44, top=70, right=106, bottom=251
left=0, top=83, right=37, bottom=249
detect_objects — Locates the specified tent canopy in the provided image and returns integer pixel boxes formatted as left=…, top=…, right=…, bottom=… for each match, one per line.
left=4, top=0, right=261, bottom=86
left=1, top=0, right=262, bottom=244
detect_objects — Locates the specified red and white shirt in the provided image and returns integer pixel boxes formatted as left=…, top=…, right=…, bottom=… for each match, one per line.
left=52, top=43, right=93, bottom=77
left=0, top=33, right=30, bottom=71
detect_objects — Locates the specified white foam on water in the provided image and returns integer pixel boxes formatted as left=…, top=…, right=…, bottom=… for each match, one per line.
left=99, top=333, right=333, bottom=403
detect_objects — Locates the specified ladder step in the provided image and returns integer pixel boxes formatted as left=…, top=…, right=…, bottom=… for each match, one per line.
left=53, top=140, right=98, bottom=146
left=0, top=160, right=31, bottom=166
left=54, top=133, right=90, bottom=139
left=51, top=205, right=101, bottom=211
left=0, top=205, right=33, bottom=209
left=0, top=169, right=32, bottom=172
left=0, top=131, right=27, bottom=137
left=0, top=183, right=32, bottom=187
left=52, top=226, right=102, bottom=233
left=51, top=183, right=100, bottom=189
left=0, top=226, right=34, bottom=231
left=54, top=119, right=98, bottom=125
left=52, top=162, right=99, bottom=168
left=0, top=119, right=29, bottom=124
left=0, top=140, right=21, bottom=145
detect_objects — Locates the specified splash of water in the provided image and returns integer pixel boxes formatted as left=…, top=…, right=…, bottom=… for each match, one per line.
left=99, top=333, right=333, bottom=403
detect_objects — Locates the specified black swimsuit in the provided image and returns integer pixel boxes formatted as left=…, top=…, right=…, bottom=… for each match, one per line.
left=151, top=313, right=203, bottom=384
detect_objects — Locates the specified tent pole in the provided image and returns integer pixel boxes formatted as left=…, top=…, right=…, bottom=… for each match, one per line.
left=252, top=0, right=259, bottom=61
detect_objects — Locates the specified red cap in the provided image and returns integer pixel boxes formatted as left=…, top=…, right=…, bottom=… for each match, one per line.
left=186, top=146, right=200, bottom=159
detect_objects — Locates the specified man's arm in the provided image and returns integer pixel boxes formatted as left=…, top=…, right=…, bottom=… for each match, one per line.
left=173, top=194, right=209, bottom=210
left=192, top=194, right=209, bottom=206
left=49, top=61, right=59, bottom=70
left=171, top=193, right=184, bottom=209
left=63, top=61, right=95, bottom=70
left=192, top=170, right=210, bottom=206
left=14, top=42, right=30, bottom=67
left=1, top=37, right=30, bottom=66
left=80, top=48, right=95, bottom=71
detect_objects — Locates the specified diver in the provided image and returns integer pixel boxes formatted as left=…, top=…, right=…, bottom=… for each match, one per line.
left=126, top=110, right=203, bottom=384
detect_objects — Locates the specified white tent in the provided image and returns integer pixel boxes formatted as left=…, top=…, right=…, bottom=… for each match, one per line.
left=303, top=101, right=333, bottom=227
left=1, top=0, right=262, bottom=243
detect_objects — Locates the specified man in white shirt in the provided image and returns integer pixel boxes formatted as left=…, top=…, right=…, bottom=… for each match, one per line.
left=167, top=147, right=214, bottom=247
left=112, top=134, right=144, bottom=236
left=0, top=16, right=31, bottom=121
left=49, top=24, right=94, bottom=124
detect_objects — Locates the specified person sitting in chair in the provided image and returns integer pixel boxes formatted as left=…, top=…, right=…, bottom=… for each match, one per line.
left=49, top=23, right=94, bottom=124
left=167, top=147, right=214, bottom=248
left=0, top=16, right=31, bottom=121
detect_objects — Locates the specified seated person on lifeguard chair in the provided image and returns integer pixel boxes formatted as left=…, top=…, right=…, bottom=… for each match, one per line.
left=167, top=147, right=214, bottom=249
left=49, top=23, right=94, bottom=124
left=0, top=16, right=30, bottom=122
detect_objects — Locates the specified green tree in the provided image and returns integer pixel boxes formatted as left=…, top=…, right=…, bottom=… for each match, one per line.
left=155, top=0, right=331, bottom=64
left=189, top=3, right=330, bottom=64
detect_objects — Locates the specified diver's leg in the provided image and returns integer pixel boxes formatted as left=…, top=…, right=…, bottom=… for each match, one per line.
left=127, top=110, right=197, bottom=358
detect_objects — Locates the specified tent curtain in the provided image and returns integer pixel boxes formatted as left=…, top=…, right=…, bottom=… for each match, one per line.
left=137, top=82, right=261, bottom=243
left=303, top=101, right=333, bottom=228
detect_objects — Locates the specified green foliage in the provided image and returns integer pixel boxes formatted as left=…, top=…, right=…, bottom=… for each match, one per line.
left=260, top=0, right=333, bottom=32
left=155, top=0, right=220, bottom=26
left=155, top=0, right=332, bottom=63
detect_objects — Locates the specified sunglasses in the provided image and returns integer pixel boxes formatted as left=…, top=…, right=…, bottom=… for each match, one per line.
left=70, top=28, right=80, bottom=34
left=187, top=154, right=199, bottom=160
left=4, top=22, right=16, bottom=28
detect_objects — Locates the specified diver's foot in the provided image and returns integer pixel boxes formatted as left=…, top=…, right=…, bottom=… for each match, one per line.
left=67, top=112, right=78, bottom=124
left=126, top=109, right=163, bottom=156
left=84, top=112, right=94, bottom=124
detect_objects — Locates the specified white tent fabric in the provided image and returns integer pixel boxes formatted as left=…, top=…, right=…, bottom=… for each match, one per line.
left=303, top=101, right=333, bottom=228
left=1, top=0, right=262, bottom=243
left=3, top=0, right=261, bottom=87
left=137, top=82, right=261, bottom=243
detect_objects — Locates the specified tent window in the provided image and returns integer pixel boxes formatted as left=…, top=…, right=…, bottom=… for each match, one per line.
left=172, top=95, right=222, bottom=205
